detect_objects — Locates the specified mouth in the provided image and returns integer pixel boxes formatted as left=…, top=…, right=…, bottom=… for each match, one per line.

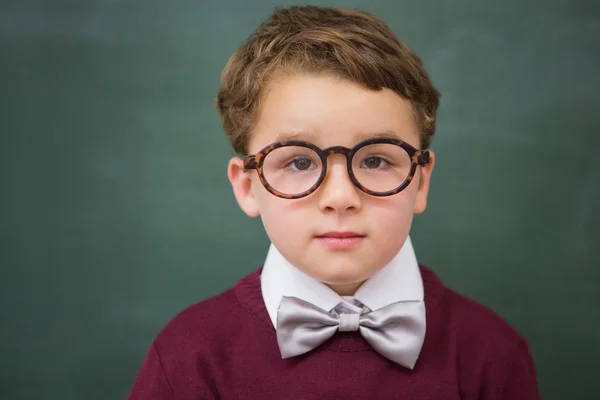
left=314, top=231, right=366, bottom=250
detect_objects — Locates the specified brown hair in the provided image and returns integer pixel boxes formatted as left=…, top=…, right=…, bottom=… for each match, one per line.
left=215, top=5, right=440, bottom=154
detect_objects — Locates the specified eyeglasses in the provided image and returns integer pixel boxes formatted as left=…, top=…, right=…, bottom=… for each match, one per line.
left=243, top=137, right=431, bottom=199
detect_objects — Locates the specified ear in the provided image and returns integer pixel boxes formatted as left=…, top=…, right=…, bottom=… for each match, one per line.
left=413, top=150, right=435, bottom=214
left=227, top=157, right=260, bottom=217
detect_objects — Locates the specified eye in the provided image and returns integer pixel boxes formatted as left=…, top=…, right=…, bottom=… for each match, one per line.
left=360, top=156, right=389, bottom=169
left=293, top=157, right=312, bottom=170
left=284, top=156, right=317, bottom=171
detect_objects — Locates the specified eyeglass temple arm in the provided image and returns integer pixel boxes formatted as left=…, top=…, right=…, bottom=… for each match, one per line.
left=243, top=155, right=258, bottom=171
left=415, top=150, right=431, bottom=166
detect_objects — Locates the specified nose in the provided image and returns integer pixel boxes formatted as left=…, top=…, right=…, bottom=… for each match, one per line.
left=317, top=155, right=362, bottom=214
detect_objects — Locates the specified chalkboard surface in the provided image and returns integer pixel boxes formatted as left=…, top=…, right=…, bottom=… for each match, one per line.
left=1, top=0, right=599, bottom=399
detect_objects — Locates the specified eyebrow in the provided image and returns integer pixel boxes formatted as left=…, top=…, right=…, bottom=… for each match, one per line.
left=274, top=131, right=319, bottom=142
left=353, top=130, right=403, bottom=142
left=274, top=130, right=404, bottom=144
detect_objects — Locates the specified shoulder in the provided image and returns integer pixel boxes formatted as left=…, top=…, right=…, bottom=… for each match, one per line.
left=420, top=265, right=539, bottom=398
left=155, top=287, right=237, bottom=348
left=129, top=272, right=264, bottom=399
left=446, top=286, right=526, bottom=346
left=419, top=266, right=540, bottom=398
left=420, top=264, right=528, bottom=349
left=153, top=268, right=264, bottom=354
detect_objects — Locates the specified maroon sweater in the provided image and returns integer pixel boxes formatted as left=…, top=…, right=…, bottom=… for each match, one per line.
left=129, top=265, right=540, bottom=399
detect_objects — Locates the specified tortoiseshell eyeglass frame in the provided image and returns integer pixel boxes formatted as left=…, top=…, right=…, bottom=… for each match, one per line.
left=243, top=137, right=431, bottom=199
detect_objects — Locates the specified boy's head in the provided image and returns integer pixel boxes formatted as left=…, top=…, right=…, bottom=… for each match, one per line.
left=217, top=6, right=440, bottom=295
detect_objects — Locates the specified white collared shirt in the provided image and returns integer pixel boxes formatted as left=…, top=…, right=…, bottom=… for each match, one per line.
left=260, top=236, right=425, bottom=328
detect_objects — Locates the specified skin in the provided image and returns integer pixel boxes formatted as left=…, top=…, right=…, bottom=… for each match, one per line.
left=227, top=74, right=435, bottom=296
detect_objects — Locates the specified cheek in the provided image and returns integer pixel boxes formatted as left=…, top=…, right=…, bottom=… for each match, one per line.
left=368, top=191, right=417, bottom=247
left=252, top=183, right=309, bottom=243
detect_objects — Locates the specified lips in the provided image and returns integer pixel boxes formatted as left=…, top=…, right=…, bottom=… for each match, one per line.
left=315, top=231, right=366, bottom=250
left=316, top=231, right=365, bottom=239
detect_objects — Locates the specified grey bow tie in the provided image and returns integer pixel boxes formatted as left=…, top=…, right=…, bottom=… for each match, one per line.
left=276, top=296, right=426, bottom=369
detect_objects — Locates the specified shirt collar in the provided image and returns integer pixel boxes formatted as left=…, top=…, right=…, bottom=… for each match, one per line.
left=260, top=236, right=424, bottom=328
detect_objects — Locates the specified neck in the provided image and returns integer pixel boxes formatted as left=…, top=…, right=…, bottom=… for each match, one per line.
left=325, top=280, right=365, bottom=296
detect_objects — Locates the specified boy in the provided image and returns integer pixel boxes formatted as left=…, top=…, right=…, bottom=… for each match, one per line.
left=129, top=5, right=539, bottom=399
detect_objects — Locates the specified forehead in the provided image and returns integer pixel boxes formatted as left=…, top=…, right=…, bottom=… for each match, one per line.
left=249, top=74, right=420, bottom=153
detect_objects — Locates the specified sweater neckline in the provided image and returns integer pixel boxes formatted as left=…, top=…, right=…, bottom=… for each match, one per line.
left=234, top=264, right=446, bottom=338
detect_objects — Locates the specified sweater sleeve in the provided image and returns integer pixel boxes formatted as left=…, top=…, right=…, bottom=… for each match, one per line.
left=495, top=340, right=540, bottom=400
left=128, top=341, right=176, bottom=400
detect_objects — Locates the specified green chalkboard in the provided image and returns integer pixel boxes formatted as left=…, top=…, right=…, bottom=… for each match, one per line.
left=1, top=0, right=599, bottom=399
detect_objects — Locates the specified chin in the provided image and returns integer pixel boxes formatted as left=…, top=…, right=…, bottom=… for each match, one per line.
left=310, top=263, right=371, bottom=287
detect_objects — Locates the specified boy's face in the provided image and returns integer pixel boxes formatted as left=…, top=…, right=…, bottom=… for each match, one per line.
left=228, top=74, right=435, bottom=295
